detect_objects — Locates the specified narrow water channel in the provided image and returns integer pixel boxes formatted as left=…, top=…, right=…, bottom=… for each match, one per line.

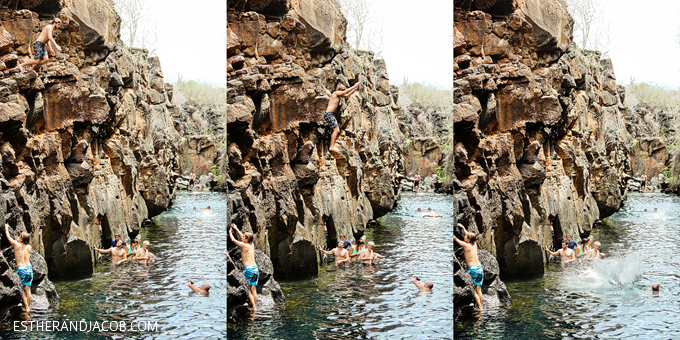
left=228, top=192, right=454, bottom=339
left=456, top=192, right=680, bottom=339
left=0, top=191, right=227, bottom=339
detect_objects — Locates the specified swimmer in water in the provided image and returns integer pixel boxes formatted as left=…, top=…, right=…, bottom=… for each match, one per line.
left=654, top=208, right=658, bottom=212
left=423, top=214, right=442, bottom=218
left=188, top=280, right=210, bottom=295
left=587, top=241, right=606, bottom=259
left=644, top=209, right=648, bottom=212
left=412, top=277, right=433, bottom=292
left=544, top=240, right=576, bottom=266
left=645, top=283, right=660, bottom=295
left=319, top=241, right=350, bottom=267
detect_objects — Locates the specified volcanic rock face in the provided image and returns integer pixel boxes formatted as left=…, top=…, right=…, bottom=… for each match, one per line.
left=454, top=0, right=632, bottom=320
left=228, top=0, right=414, bottom=319
left=0, top=0, right=181, bottom=319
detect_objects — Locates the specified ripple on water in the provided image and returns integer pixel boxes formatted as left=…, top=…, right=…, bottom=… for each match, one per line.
left=456, top=192, right=680, bottom=339
left=0, top=192, right=226, bottom=339
left=229, top=193, right=453, bottom=339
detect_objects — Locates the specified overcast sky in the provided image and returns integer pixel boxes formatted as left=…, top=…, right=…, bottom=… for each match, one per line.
left=370, top=0, right=453, bottom=89
left=588, top=0, right=680, bottom=89
left=138, top=0, right=226, bottom=87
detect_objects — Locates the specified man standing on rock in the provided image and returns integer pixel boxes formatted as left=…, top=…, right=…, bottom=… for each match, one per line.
left=455, top=223, right=483, bottom=313
left=324, top=82, right=359, bottom=156
left=230, top=223, right=258, bottom=312
left=4, top=224, right=32, bottom=312
left=319, top=241, right=350, bottom=267
left=18, top=18, right=62, bottom=75
left=414, top=174, right=421, bottom=192
left=544, top=240, right=576, bottom=266
left=641, top=173, right=647, bottom=192
left=189, top=172, right=196, bottom=191
left=94, top=241, right=127, bottom=265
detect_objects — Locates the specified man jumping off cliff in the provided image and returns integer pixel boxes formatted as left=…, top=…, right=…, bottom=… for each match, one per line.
left=324, top=83, right=359, bottom=156
left=455, top=223, right=483, bottom=313
left=18, top=18, right=62, bottom=75
left=230, top=223, right=258, bottom=312
left=4, top=224, right=33, bottom=312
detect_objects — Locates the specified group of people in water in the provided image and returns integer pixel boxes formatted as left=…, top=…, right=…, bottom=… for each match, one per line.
left=544, top=234, right=606, bottom=266
left=318, top=234, right=384, bottom=267
left=93, top=234, right=156, bottom=266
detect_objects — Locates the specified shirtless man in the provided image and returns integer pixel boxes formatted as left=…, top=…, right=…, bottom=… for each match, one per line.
left=645, top=283, right=660, bottom=295
left=188, top=280, right=210, bottom=296
left=94, top=240, right=127, bottom=265
left=319, top=241, right=350, bottom=267
left=412, top=277, right=433, bottom=292
left=587, top=241, right=606, bottom=259
left=641, top=173, right=647, bottom=192
left=544, top=240, right=576, bottom=266
left=414, top=174, right=421, bottom=192
left=134, top=241, right=155, bottom=264
left=324, top=83, right=359, bottom=156
left=230, top=223, right=258, bottom=312
left=423, top=214, right=442, bottom=218
left=455, top=223, right=483, bottom=313
left=18, top=18, right=62, bottom=75
left=358, top=241, right=384, bottom=265
left=5, top=224, right=32, bottom=312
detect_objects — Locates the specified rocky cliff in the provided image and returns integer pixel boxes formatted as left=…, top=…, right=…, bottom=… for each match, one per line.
left=454, top=0, right=632, bottom=320
left=227, top=0, right=420, bottom=319
left=0, top=0, right=181, bottom=319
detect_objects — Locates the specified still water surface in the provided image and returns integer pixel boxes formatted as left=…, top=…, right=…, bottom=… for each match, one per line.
left=456, top=192, right=680, bottom=339
left=228, top=193, right=454, bottom=339
left=0, top=191, right=226, bottom=339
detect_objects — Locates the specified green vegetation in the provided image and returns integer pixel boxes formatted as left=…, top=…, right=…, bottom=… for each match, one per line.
left=398, top=80, right=453, bottom=113
left=173, top=77, right=226, bottom=108
left=211, top=164, right=224, bottom=184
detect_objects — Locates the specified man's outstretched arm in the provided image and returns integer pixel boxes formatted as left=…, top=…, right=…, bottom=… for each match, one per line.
left=4, top=224, right=19, bottom=247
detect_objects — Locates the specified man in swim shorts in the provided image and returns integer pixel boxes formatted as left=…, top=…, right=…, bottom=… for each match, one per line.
left=641, top=173, right=647, bottom=192
left=230, top=223, right=258, bottom=312
left=18, top=18, right=62, bottom=75
left=414, top=174, right=421, bottom=192
left=455, top=223, right=484, bottom=313
left=4, top=224, right=32, bottom=312
left=323, top=83, right=359, bottom=156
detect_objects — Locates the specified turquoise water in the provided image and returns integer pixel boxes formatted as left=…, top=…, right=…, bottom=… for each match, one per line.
left=0, top=191, right=227, bottom=339
left=455, top=192, right=680, bottom=339
left=228, top=193, right=454, bottom=339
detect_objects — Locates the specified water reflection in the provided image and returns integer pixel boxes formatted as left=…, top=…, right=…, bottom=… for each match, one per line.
left=229, top=193, right=454, bottom=339
left=0, top=191, right=227, bottom=339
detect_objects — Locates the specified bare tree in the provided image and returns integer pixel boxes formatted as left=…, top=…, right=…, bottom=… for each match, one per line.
left=113, top=0, right=158, bottom=54
left=337, top=0, right=384, bottom=55
left=565, top=0, right=611, bottom=55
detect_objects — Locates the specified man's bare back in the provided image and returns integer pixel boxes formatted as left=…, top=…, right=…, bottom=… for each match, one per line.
left=13, top=241, right=31, bottom=267
left=240, top=242, right=255, bottom=267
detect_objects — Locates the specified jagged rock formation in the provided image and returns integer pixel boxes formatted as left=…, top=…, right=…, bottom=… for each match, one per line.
left=454, top=0, right=633, bottom=320
left=0, top=0, right=182, bottom=319
left=227, top=0, right=426, bottom=320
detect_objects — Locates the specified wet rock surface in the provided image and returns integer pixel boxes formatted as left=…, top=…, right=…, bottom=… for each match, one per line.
left=455, top=0, right=633, bottom=321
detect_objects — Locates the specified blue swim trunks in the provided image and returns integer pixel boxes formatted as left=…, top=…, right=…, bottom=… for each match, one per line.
left=467, top=265, right=483, bottom=286
left=17, top=266, right=33, bottom=287
left=243, top=265, right=259, bottom=286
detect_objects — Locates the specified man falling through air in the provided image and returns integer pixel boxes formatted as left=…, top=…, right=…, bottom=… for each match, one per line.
left=230, top=223, right=258, bottom=312
left=324, top=82, right=359, bottom=156
left=18, top=18, right=62, bottom=75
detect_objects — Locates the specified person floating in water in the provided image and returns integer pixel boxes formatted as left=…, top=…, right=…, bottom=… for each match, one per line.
left=323, top=82, right=360, bottom=156
left=319, top=241, right=350, bottom=267
left=229, top=223, right=258, bottom=312
left=654, top=208, right=658, bottom=212
left=455, top=223, right=483, bottom=313
left=423, top=214, right=442, bottom=218
left=412, top=277, right=433, bottom=292
left=18, top=18, right=62, bottom=75
left=645, top=283, right=660, bottom=295
left=414, top=174, right=421, bottom=192
left=188, top=280, right=210, bottom=295
left=544, top=240, right=576, bottom=266
left=4, top=224, right=32, bottom=312
left=358, top=241, right=384, bottom=265
left=94, top=241, right=127, bottom=265
left=189, top=172, right=196, bottom=191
